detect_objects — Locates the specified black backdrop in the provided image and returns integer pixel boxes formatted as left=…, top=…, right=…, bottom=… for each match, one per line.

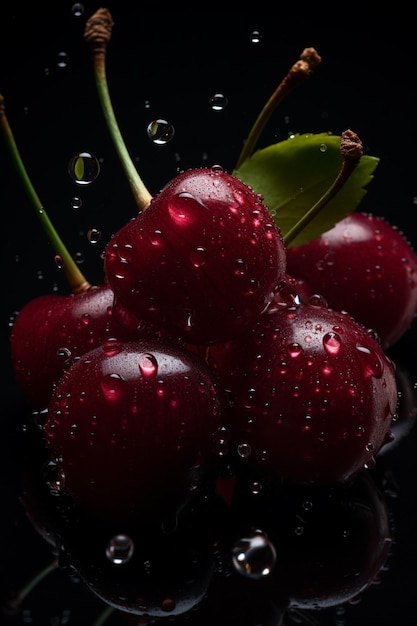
left=0, top=2, right=416, bottom=625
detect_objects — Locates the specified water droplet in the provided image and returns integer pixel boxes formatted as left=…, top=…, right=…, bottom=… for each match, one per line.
left=147, top=119, right=175, bottom=144
left=319, top=143, right=328, bottom=152
left=71, top=196, right=82, bottom=210
left=138, top=353, right=158, bottom=377
left=323, top=332, right=342, bottom=355
left=71, top=3, right=84, bottom=17
left=68, top=152, right=100, bottom=185
left=54, top=255, right=64, bottom=269
left=100, top=373, right=126, bottom=401
left=237, top=442, right=251, bottom=458
left=232, top=531, right=277, bottom=579
left=249, top=30, right=262, bottom=44
left=209, top=93, right=228, bottom=111
left=57, top=52, right=70, bottom=68
left=161, top=597, right=176, bottom=612
left=87, top=228, right=101, bottom=244
left=106, top=534, right=134, bottom=565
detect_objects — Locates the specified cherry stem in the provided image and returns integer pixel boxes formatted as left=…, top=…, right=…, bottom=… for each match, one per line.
left=91, top=604, right=115, bottom=626
left=235, top=47, right=322, bottom=170
left=283, top=129, right=363, bottom=247
left=84, top=8, right=152, bottom=212
left=0, top=94, right=91, bottom=294
left=2, top=558, right=58, bottom=615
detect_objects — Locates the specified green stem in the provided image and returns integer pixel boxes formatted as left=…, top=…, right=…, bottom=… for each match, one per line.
left=283, top=129, right=363, bottom=247
left=91, top=604, right=115, bottom=626
left=235, top=47, right=322, bottom=171
left=2, top=559, right=58, bottom=614
left=84, top=8, right=152, bottom=211
left=0, top=94, right=91, bottom=294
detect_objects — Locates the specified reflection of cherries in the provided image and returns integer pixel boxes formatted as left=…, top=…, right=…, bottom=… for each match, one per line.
left=229, top=470, right=392, bottom=609
left=58, top=493, right=228, bottom=618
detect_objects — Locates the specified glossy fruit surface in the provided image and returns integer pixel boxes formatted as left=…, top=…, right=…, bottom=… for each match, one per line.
left=286, top=211, right=417, bottom=349
left=104, top=166, right=287, bottom=345
left=43, top=338, right=224, bottom=524
left=210, top=291, right=398, bottom=485
left=9, top=282, right=148, bottom=410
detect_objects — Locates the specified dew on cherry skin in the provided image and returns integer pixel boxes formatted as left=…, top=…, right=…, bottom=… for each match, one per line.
left=355, top=343, right=384, bottom=378
left=231, top=531, right=277, bottom=579
left=209, top=93, right=228, bottom=111
left=105, top=534, right=134, bottom=565
left=323, top=331, right=342, bottom=355
left=68, top=151, right=100, bottom=185
left=147, top=118, right=175, bottom=144
left=138, top=352, right=159, bottom=377
left=100, top=373, right=127, bottom=401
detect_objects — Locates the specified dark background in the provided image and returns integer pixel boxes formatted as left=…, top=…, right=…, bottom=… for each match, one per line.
left=0, top=2, right=416, bottom=625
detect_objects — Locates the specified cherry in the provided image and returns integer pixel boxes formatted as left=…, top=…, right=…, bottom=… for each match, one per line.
left=10, top=283, right=154, bottom=411
left=208, top=282, right=398, bottom=485
left=286, top=211, right=417, bottom=349
left=43, top=337, right=225, bottom=524
left=104, top=166, right=287, bottom=345
left=0, top=93, right=152, bottom=410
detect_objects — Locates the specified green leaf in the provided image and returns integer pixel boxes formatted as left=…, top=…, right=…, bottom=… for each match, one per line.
left=233, top=132, right=380, bottom=247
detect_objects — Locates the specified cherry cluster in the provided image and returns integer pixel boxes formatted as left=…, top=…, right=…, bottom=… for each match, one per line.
left=3, top=6, right=417, bottom=625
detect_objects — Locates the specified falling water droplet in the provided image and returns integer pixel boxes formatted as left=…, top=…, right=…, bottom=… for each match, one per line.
left=68, top=152, right=100, bottom=185
left=249, top=30, right=262, bottom=44
left=106, top=534, right=134, bottom=565
left=209, top=93, right=228, bottom=111
left=147, top=119, right=175, bottom=144
left=71, top=196, right=82, bottom=210
left=71, top=3, right=84, bottom=17
left=87, top=228, right=101, bottom=244
left=57, top=52, right=70, bottom=68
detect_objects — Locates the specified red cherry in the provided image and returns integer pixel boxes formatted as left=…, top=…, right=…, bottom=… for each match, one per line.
left=209, top=292, right=398, bottom=485
left=10, top=282, right=149, bottom=410
left=286, top=211, right=417, bottom=349
left=104, top=166, right=287, bottom=345
left=43, top=338, right=224, bottom=524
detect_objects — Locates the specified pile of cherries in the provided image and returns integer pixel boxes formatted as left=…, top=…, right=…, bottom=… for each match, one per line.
left=4, top=7, right=417, bottom=626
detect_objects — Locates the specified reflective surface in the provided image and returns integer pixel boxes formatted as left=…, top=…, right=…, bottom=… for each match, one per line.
left=1, top=3, right=416, bottom=625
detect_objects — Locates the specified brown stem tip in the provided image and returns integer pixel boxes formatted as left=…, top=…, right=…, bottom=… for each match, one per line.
left=341, top=129, right=363, bottom=165
left=288, top=47, right=322, bottom=83
left=84, top=7, right=114, bottom=54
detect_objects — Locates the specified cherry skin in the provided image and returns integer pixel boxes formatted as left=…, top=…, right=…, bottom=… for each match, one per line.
left=104, top=166, right=287, bottom=345
left=10, top=282, right=150, bottom=411
left=43, top=337, right=225, bottom=525
left=286, top=211, right=417, bottom=349
left=208, top=287, right=398, bottom=485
